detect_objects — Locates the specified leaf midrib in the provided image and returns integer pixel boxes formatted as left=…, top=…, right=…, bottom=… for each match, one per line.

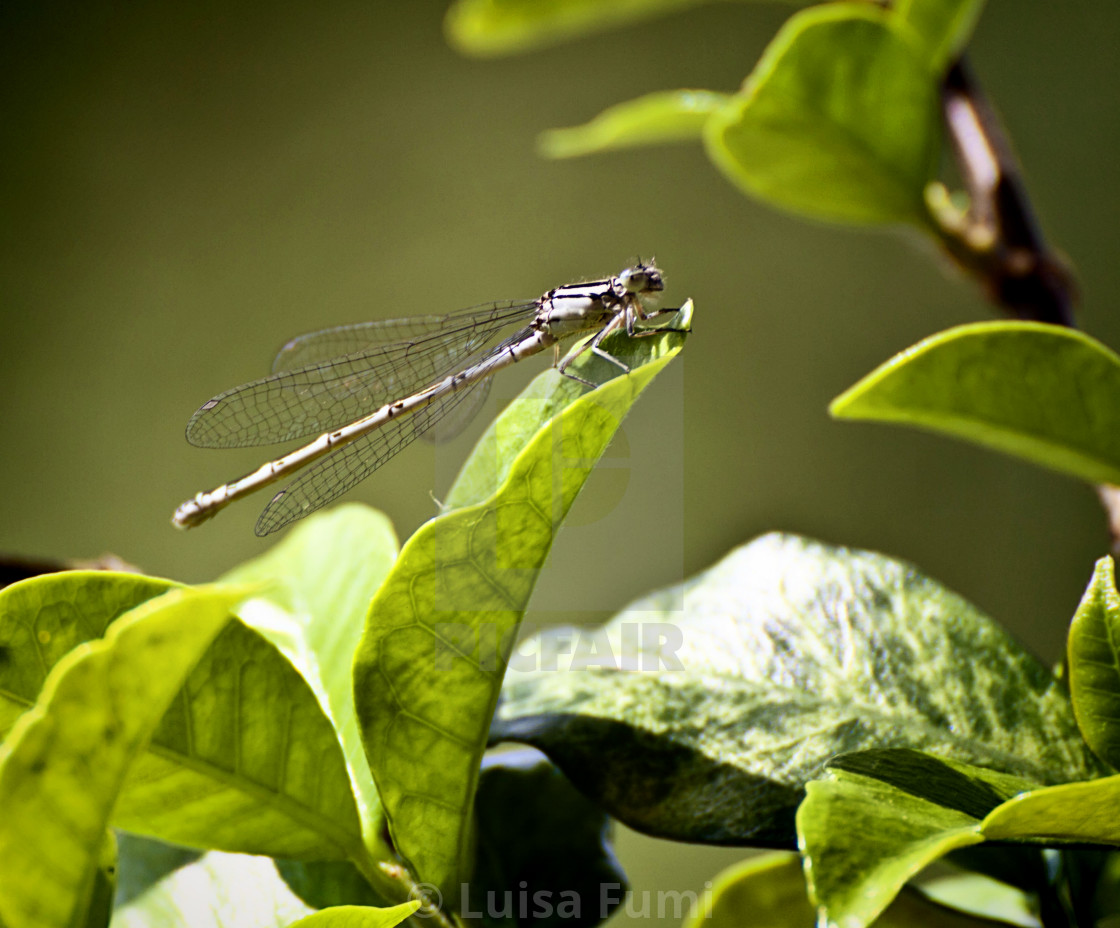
left=133, top=740, right=363, bottom=858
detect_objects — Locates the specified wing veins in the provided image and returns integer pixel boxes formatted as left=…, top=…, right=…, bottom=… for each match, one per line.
left=270, top=299, right=534, bottom=373
left=187, top=301, right=536, bottom=448
left=254, top=381, right=488, bottom=535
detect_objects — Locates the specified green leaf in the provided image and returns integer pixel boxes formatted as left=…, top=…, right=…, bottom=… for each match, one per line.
left=684, top=851, right=1019, bottom=928
left=704, top=3, right=940, bottom=226
left=0, top=549, right=372, bottom=866
left=222, top=505, right=400, bottom=853
left=286, top=902, right=421, bottom=928
left=831, top=322, right=1120, bottom=487
left=681, top=853, right=813, bottom=928
left=353, top=307, right=691, bottom=894
left=492, top=533, right=1098, bottom=846
left=111, top=850, right=314, bottom=928
left=895, top=0, right=986, bottom=71
left=827, top=748, right=1037, bottom=818
left=113, top=616, right=365, bottom=861
left=0, top=571, right=177, bottom=740
left=1068, top=556, right=1120, bottom=768
left=808, top=750, right=1115, bottom=925
left=0, top=584, right=242, bottom=928
left=917, top=873, right=1039, bottom=928
left=445, top=301, right=692, bottom=509
left=445, top=0, right=713, bottom=57
left=982, top=774, right=1120, bottom=845
left=798, top=767, right=984, bottom=928
left=539, top=90, right=729, bottom=158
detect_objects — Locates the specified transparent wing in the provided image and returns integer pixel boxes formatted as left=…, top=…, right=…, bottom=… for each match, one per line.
left=269, top=305, right=533, bottom=373
left=423, top=376, right=493, bottom=443
left=186, top=301, right=535, bottom=449
left=254, top=381, right=488, bottom=535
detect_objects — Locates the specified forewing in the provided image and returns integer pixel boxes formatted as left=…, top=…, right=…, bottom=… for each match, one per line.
left=272, top=311, right=496, bottom=373
left=186, top=301, right=533, bottom=448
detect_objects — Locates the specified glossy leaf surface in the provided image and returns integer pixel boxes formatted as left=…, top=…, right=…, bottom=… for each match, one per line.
left=1068, top=556, right=1120, bottom=769
left=492, top=534, right=1096, bottom=846
left=705, top=4, right=940, bottom=225
left=832, top=322, right=1120, bottom=487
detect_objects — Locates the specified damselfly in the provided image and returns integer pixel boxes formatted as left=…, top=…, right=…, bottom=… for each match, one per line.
left=172, top=263, right=673, bottom=536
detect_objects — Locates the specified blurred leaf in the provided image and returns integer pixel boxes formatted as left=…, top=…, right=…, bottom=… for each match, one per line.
left=681, top=853, right=813, bottom=928
left=798, top=767, right=984, bottom=928
left=704, top=3, right=940, bottom=225
left=942, top=844, right=1049, bottom=898
left=85, top=830, right=118, bottom=928
left=831, top=322, right=1120, bottom=487
left=491, top=533, right=1099, bottom=846
left=0, top=552, right=139, bottom=590
left=683, top=851, right=1022, bottom=928
left=0, top=571, right=176, bottom=739
left=470, top=748, right=626, bottom=927
left=1068, top=556, right=1120, bottom=768
left=111, top=851, right=313, bottom=928
left=353, top=309, right=691, bottom=894
left=982, top=775, right=1120, bottom=845
left=916, top=873, right=1039, bottom=928
left=274, top=858, right=390, bottom=913
left=0, top=584, right=242, bottom=928
left=539, top=90, right=729, bottom=158
left=445, top=0, right=713, bottom=57
left=222, top=505, right=400, bottom=850
left=115, top=832, right=201, bottom=906
left=285, top=902, right=421, bottom=928
left=1090, top=852, right=1120, bottom=924
left=895, top=0, right=986, bottom=71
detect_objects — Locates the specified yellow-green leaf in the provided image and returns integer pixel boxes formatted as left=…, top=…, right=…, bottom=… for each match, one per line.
left=286, top=902, right=421, bottom=928
left=445, top=0, right=714, bottom=57
left=704, top=3, right=940, bottom=226
left=895, top=0, right=986, bottom=71
left=353, top=304, right=691, bottom=894
left=982, top=775, right=1120, bottom=845
left=832, top=322, right=1120, bottom=487
left=1068, top=556, right=1120, bottom=768
left=0, top=585, right=243, bottom=928
left=539, top=90, right=729, bottom=158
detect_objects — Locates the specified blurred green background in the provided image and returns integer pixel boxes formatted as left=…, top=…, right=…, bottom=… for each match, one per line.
left=3, top=0, right=1119, bottom=918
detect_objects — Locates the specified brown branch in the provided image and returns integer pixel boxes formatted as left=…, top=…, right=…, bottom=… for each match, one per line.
left=936, top=57, right=1120, bottom=550
left=938, top=57, right=1076, bottom=326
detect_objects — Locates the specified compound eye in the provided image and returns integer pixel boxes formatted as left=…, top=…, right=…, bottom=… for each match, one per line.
left=619, top=265, right=663, bottom=294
